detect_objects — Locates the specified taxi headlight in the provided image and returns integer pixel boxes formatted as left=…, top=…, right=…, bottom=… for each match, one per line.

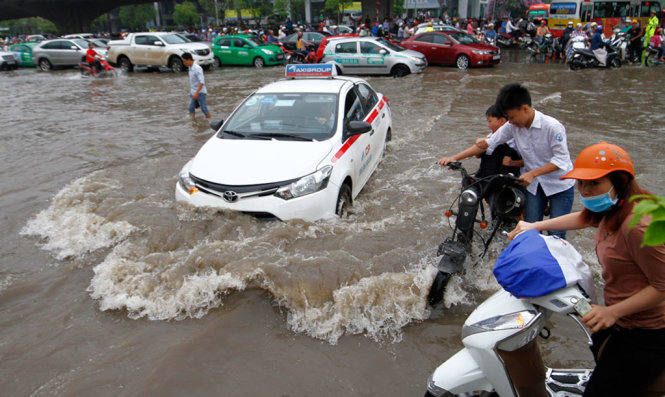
left=178, top=167, right=198, bottom=195
left=261, top=49, right=274, bottom=55
left=275, top=166, right=333, bottom=200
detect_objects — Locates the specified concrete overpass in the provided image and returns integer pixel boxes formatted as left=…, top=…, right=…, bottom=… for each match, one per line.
left=0, top=0, right=155, bottom=32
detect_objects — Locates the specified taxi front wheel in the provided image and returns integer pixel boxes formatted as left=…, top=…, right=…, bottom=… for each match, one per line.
left=335, top=185, right=352, bottom=218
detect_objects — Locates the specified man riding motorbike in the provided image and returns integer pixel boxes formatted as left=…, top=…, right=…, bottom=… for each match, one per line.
left=85, top=41, right=103, bottom=76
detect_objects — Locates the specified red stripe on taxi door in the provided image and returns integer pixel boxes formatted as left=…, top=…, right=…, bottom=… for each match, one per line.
left=331, top=98, right=386, bottom=163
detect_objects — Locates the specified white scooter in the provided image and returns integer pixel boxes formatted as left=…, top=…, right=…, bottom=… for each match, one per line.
left=425, top=274, right=665, bottom=397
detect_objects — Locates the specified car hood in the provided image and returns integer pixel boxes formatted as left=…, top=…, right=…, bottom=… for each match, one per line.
left=397, top=49, right=426, bottom=59
left=173, top=42, right=211, bottom=50
left=188, top=138, right=334, bottom=185
left=463, top=43, right=499, bottom=51
left=259, top=44, right=283, bottom=53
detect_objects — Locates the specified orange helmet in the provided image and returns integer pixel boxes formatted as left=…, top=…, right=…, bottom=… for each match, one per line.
left=561, top=142, right=634, bottom=180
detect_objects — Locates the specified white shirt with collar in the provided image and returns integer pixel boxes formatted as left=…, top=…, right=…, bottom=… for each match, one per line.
left=486, top=109, right=575, bottom=196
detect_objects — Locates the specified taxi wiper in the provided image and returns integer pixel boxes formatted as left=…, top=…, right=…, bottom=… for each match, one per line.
left=251, top=133, right=313, bottom=141
left=222, top=130, right=247, bottom=138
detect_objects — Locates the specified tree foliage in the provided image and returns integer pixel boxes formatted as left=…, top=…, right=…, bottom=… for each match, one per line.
left=174, top=1, right=200, bottom=27
left=485, top=0, right=541, bottom=20
left=118, top=4, right=156, bottom=31
left=629, top=195, right=665, bottom=246
left=198, top=0, right=225, bottom=22
left=394, top=0, right=405, bottom=16
left=1, top=17, right=57, bottom=35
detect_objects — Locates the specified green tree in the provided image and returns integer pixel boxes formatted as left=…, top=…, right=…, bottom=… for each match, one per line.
left=174, top=1, right=200, bottom=28
left=198, top=0, right=225, bottom=23
left=394, top=0, right=405, bottom=16
left=273, top=0, right=290, bottom=17
left=118, top=4, right=156, bottom=31
left=2, top=17, right=56, bottom=35
left=629, top=195, right=665, bottom=246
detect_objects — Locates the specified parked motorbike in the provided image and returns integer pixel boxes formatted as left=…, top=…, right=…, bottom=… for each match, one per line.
left=427, top=162, right=524, bottom=305
left=609, top=29, right=628, bottom=62
left=79, top=57, right=117, bottom=77
left=518, top=34, right=539, bottom=55
left=568, top=40, right=622, bottom=70
left=645, top=44, right=665, bottom=66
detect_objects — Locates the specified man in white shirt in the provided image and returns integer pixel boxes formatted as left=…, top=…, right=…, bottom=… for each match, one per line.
left=438, top=83, right=575, bottom=239
left=182, top=53, right=210, bottom=119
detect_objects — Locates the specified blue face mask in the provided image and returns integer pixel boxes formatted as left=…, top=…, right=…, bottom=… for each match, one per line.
left=580, top=186, right=618, bottom=213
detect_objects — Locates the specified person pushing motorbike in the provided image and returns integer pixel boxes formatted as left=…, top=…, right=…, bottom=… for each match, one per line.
left=508, top=142, right=665, bottom=397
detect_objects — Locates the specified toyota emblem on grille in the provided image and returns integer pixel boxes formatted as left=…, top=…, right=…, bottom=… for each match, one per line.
left=223, top=191, right=239, bottom=202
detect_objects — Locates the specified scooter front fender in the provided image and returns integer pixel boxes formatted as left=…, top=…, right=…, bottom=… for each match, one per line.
left=427, top=348, right=493, bottom=396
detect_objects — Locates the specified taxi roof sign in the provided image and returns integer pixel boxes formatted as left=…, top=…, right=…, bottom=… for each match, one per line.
left=285, top=63, right=337, bottom=78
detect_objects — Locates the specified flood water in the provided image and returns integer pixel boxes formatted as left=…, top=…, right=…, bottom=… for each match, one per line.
left=2, top=53, right=665, bottom=396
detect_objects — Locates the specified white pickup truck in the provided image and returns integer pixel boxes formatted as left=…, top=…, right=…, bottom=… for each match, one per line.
left=107, top=32, right=214, bottom=73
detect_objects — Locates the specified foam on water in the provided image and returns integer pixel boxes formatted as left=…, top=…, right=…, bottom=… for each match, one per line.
left=20, top=172, right=137, bottom=260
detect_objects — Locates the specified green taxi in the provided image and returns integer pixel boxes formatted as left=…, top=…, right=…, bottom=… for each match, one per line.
left=211, top=35, right=285, bottom=68
left=9, top=42, right=38, bottom=67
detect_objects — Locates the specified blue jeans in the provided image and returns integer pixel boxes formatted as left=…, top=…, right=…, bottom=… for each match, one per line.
left=189, top=93, right=209, bottom=116
left=524, top=184, right=575, bottom=240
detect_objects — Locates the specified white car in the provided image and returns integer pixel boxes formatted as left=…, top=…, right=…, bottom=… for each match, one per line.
left=321, top=36, right=427, bottom=77
left=176, top=64, right=392, bottom=221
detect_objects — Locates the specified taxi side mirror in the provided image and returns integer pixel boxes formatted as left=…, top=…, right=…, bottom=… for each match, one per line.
left=345, top=121, right=372, bottom=139
left=210, top=119, right=224, bottom=131
left=379, top=49, right=387, bottom=55
left=154, top=41, right=164, bottom=46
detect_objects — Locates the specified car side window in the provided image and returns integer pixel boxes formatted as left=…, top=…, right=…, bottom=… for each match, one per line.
left=42, top=41, right=60, bottom=49
left=217, top=38, right=231, bottom=47
left=233, top=39, right=246, bottom=48
left=344, top=88, right=365, bottom=123
left=415, top=34, right=434, bottom=43
left=360, top=41, right=382, bottom=54
left=356, top=83, right=378, bottom=112
left=432, top=34, right=452, bottom=45
left=335, top=42, right=357, bottom=54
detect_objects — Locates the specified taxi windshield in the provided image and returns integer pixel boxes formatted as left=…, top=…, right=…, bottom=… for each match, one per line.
left=245, top=36, right=267, bottom=46
left=220, top=93, right=338, bottom=141
left=375, top=38, right=405, bottom=51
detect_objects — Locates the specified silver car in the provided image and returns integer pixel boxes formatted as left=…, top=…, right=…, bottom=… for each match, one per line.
left=321, top=37, right=427, bottom=77
left=32, top=38, right=107, bottom=71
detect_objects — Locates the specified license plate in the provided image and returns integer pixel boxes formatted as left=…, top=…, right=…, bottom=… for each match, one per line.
left=492, top=55, right=500, bottom=60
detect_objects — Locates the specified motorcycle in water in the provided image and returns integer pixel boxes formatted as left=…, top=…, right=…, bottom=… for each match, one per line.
left=609, top=29, right=629, bottom=62
left=568, top=41, right=622, bottom=70
left=518, top=34, right=539, bottom=55
left=287, top=44, right=317, bottom=64
left=645, top=44, right=665, bottom=66
left=427, top=162, right=524, bottom=305
left=425, top=232, right=665, bottom=397
left=495, top=33, right=516, bottom=48
left=79, top=57, right=116, bottom=77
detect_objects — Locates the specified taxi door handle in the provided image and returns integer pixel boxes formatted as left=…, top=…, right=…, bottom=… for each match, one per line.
left=381, top=113, right=385, bottom=118
left=369, top=129, right=375, bottom=136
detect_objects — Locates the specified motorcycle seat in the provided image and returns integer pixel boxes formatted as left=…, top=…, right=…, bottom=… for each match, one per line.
left=575, top=48, right=596, bottom=57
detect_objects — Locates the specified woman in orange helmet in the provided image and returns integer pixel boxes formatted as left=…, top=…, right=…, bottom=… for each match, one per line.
left=508, top=142, right=665, bottom=397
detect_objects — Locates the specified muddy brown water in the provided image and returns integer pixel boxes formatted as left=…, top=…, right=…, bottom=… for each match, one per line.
left=2, top=53, right=664, bottom=396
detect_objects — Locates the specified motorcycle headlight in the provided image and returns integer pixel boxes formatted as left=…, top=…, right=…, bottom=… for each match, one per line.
left=471, top=310, right=538, bottom=331
left=472, top=50, right=492, bottom=55
left=275, top=166, right=333, bottom=200
left=460, top=189, right=478, bottom=206
left=261, top=48, right=274, bottom=55
left=178, top=166, right=198, bottom=195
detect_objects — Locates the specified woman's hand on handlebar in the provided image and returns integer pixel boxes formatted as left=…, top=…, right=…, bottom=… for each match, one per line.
left=507, top=220, right=537, bottom=240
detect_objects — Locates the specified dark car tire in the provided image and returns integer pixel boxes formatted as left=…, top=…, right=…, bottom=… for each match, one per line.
left=391, top=63, right=410, bottom=77
left=169, top=57, right=185, bottom=73
left=253, top=56, right=265, bottom=68
left=213, top=56, right=222, bottom=68
left=38, top=58, right=52, bottom=71
left=456, top=54, right=470, bottom=70
left=335, top=184, right=352, bottom=218
left=117, top=56, right=133, bottom=72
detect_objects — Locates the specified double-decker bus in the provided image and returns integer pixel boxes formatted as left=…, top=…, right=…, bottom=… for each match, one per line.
left=548, top=0, right=662, bottom=37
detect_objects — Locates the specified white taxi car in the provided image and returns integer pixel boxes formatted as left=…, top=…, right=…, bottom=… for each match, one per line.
left=175, top=63, right=392, bottom=221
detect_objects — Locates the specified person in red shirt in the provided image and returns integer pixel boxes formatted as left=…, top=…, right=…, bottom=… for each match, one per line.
left=85, top=42, right=102, bottom=75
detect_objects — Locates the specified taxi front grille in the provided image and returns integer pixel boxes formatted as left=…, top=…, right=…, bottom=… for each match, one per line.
left=190, top=174, right=298, bottom=198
